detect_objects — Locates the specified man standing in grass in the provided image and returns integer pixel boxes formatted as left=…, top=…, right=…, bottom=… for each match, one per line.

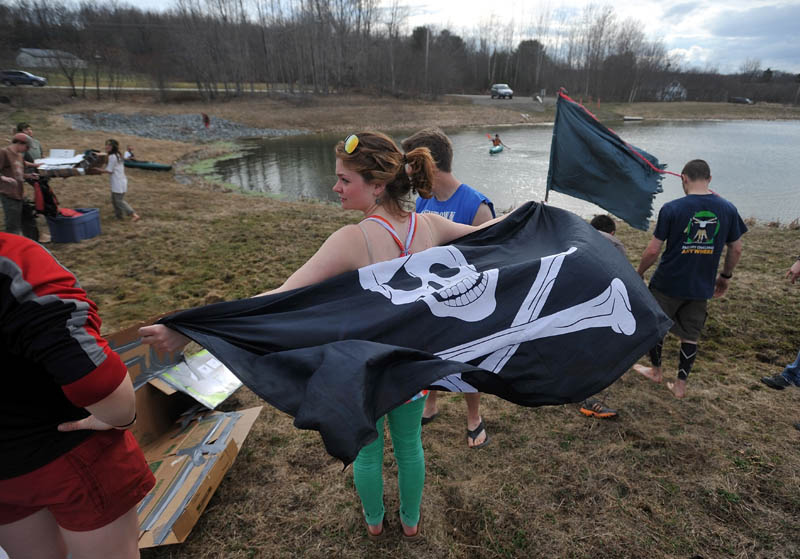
left=402, top=127, right=494, bottom=448
left=15, top=123, right=50, bottom=242
left=0, top=134, right=38, bottom=237
left=759, top=258, right=800, bottom=423
left=634, top=159, right=746, bottom=398
left=16, top=123, right=42, bottom=162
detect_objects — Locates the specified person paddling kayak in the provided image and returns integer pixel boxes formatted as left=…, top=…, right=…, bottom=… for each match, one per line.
left=489, top=134, right=510, bottom=149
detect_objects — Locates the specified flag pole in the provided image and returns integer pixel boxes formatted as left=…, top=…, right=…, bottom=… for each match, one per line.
left=545, top=88, right=567, bottom=203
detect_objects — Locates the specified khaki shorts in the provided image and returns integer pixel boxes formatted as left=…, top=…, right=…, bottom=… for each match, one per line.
left=649, top=287, right=707, bottom=341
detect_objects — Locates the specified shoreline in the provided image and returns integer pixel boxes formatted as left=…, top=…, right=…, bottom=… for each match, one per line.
left=53, top=107, right=800, bottom=143
left=169, top=118, right=799, bottom=228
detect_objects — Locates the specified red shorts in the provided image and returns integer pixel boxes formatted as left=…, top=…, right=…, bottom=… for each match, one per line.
left=0, top=430, right=155, bottom=532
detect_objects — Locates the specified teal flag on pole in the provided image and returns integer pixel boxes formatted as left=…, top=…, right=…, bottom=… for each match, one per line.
left=546, top=90, right=667, bottom=230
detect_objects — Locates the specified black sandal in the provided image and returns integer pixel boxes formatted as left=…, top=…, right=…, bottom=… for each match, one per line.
left=421, top=412, right=439, bottom=425
left=467, top=419, right=490, bottom=449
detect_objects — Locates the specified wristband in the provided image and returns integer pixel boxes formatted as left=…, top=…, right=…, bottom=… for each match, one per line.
left=114, top=412, right=137, bottom=429
left=719, top=272, right=732, bottom=279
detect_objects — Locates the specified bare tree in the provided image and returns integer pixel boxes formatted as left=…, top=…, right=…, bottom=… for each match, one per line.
left=2, top=0, right=797, bottom=106
left=579, top=4, right=615, bottom=99
left=383, top=0, right=407, bottom=94
left=739, top=58, right=761, bottom=82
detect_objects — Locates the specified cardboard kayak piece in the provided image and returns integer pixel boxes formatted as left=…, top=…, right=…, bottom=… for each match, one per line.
left=106, top=317, right=262, bottom=549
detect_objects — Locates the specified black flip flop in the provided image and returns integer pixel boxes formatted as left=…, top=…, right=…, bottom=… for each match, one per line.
left=467, top=419, right=490, bottom=449
left=421, top=412, right=439, bottom=425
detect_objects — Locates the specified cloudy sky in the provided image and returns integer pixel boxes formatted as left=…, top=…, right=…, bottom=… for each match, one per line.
left=133, top=0, right=800, bottom=73
left=404, top=0, right=800, bottom=73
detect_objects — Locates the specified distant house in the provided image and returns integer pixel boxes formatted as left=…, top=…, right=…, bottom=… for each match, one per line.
left=657, top=80, right=687, bottom=102
left=16, top=48, right=86, bottom=69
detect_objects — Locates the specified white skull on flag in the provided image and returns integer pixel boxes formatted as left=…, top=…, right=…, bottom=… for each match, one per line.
left=358, top=246, right=499, bottom=322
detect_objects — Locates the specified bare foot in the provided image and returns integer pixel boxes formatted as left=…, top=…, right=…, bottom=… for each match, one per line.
left=131, top=213, right=141, bottom=222
left=633, top=363, right=663, bottom=383
left=401, top=513, right=421, bottom=538
left=364, top=509, right=383, bottom=537
left=401, top=522, right=418, bottom=537
left=667, top=379, right=687, bottom=399
left=366, top=523, right=383, bottom=537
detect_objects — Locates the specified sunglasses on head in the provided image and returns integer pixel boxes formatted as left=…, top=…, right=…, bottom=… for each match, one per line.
left=343, top=134, right=359, bottom=154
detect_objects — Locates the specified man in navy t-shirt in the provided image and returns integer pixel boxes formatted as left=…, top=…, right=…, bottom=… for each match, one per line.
left=634, top=159, right=746, bottom=398
left=403, top=128, right=495, bottom=448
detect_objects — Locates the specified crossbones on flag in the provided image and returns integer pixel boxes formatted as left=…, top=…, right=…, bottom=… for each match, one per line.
left=161, top=202, right=672, bottom=464
left=546, top=90, right=667, bottom=231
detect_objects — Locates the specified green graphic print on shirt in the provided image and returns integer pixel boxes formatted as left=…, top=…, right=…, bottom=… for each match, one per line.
left=682, top=210, right=719, bottom=255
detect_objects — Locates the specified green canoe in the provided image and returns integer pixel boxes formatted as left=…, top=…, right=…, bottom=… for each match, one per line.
left=124, top=160, right=172, bottom=172
left=489, top=145, right=504, bottom=155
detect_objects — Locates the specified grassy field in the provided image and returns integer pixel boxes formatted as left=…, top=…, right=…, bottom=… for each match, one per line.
left=3, top=91, right=800, bottom=558
left=590, top=100, right=800, bottom=122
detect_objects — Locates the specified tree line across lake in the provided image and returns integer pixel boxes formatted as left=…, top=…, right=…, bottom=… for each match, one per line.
left=2, top=0, right=798, bottom=105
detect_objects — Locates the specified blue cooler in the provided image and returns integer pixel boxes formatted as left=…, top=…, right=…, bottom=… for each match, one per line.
left=46, top=208, right=101, bottom=243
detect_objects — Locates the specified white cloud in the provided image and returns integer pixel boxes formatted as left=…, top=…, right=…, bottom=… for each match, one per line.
left=668, top=46, right=716, bottom=69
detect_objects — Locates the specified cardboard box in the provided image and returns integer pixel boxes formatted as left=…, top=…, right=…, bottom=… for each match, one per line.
left=36, top=150, right=107, bottom=177
left=106, top=319, right=262, bottom=549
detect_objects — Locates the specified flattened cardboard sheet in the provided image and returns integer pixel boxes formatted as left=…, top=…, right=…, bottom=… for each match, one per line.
left=107, top=317, right=262, bottom=548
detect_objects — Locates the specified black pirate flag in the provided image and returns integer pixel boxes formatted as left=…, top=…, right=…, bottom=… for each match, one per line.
left=161, top=202, right=671, bottom=464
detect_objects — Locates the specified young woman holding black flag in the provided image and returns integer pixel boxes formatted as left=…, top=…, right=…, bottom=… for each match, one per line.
left=140, top=131, right=506, bottom=540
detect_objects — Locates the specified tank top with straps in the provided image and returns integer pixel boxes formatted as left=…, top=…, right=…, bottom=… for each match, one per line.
left=359, top=213, right=428, bottom=403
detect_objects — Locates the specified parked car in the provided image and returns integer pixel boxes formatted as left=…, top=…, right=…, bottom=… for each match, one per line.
left=490, top=83, right=513, bottom=99
left=0, top=70, right=47, bottom=87
left=729, top=96, right=754, bottom=105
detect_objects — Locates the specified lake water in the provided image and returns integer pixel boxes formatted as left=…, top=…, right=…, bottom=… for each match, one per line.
left=214, top=120, right=800, bottom=224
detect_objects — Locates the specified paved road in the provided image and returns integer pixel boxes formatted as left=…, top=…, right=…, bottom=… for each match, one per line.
left=5, top=85, right=259, bottom=92
left=445, top=93, right=553, bottom=114
left=4, top=84, right=555, bottom=105
left=1, top=85, right=556, bottom=115
left=0, top=85, right=290, bottom=93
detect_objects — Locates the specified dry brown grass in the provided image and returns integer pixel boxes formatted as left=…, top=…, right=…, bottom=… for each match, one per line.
left=4, top=88, right=539, bottom=135
left=589, top=101, right=800, bottom=122
left=3, top=93, right=800, bottom=558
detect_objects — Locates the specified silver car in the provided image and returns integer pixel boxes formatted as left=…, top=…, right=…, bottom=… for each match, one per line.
left=1, top=70, right=47, bottom=87
left=490, top=83, right=513, bottom=99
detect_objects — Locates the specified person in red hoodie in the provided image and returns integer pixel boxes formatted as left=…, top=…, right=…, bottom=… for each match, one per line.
left=0, top=233, right=154, bottom=559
